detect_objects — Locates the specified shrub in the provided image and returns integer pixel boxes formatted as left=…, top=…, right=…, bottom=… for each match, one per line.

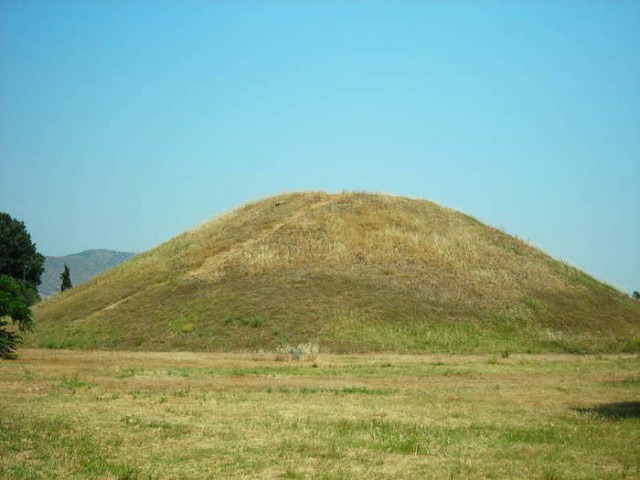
left=0, top=275, right=34, bottom=359
left=0, top=324, right=19, bottom=359
left=623, top=338, right=640, bottom=353
left=180, top=323, right=195, bottom=333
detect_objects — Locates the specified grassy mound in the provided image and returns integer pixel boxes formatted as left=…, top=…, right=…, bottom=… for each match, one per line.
left=27, top=192, right=640, bottom=353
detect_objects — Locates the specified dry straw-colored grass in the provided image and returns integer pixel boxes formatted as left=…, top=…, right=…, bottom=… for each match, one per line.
left=28, top=191, right=640, bottom=353
left=1, top=349, right=639, bottom=479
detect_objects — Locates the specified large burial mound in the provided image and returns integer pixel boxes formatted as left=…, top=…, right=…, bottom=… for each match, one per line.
left=28, top=192, right=640, bottom=353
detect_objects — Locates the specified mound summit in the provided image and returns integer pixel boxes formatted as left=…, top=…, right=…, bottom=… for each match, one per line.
left=29, top=192, right=640, bottom=353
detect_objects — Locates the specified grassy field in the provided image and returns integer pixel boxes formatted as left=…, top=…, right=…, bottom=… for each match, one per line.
left=1, top=349, right=639, bottom=479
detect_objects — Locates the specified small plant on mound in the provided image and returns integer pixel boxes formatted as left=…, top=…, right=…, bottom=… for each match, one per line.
left=624, top=338, right=640, bottom=353
left=223, top=313, right=265, bottom=327
left=223, top=313, right=238, bottom=324
left=275, top=342, right=319, bottom=362
left=180, top=323, right=195, bottom=334
left=242, top=315, right=266, bottom=328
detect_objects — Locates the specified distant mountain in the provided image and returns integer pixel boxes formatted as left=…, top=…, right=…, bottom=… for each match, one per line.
left=38, top=250, right=135, bottom=298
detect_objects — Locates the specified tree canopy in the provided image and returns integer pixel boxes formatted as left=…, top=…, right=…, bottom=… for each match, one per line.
left=0, top=212, right=45, bottom=304
left=0, top=213, right=42, bottom=358
left=60, top=263, right=72, bottom=292
left=0, top=275, right=34, bottom=358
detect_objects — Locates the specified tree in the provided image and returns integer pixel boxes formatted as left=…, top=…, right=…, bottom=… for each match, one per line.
left=60, top=263, right=72, bottom=292
left=633, top=291, right=640, bottom=300
left=0, top=212, right=45, bottom=305
left=0, top=275, right=33, bottom=359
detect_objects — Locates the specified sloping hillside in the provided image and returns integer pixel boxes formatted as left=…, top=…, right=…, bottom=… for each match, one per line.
left=38, top=250, right=135, bottom=298
left=27, top=192, right=640, bottom=353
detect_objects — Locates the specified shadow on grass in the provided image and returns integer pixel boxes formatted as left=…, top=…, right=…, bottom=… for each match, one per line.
left=574, top=401, right=640, bottom=419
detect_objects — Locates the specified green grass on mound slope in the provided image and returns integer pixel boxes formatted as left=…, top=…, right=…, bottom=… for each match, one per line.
left=26, top=191, right=640, bottom=353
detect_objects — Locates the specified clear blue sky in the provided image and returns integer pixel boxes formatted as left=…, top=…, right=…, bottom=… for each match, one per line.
left=1, top=1, right=638, bottom=293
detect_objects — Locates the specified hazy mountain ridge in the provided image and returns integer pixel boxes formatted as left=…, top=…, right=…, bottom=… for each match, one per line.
left=38, top=249, right=135, bottom=298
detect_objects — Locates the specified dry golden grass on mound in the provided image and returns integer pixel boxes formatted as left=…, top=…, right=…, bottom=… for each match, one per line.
left=34, top=191, right=582, bottom=309
left=185, top=192, right=568, bottom=307
left=29, top=191, right=640, bottom=353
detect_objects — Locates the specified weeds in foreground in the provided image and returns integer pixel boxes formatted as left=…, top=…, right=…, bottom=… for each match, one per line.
left=59, top=373, right=94, bottom=390
left=265, top=386, right=393, bottom=395
left=275, top=342, right=320, bottom=362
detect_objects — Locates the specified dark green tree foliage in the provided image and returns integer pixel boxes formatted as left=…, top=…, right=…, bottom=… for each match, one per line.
left=60, top=263, right=72, bottom=292
left=633, top=291, right=640, bottom=300
left=0, top=212, right=45, bottom=305
left=0, top=275, right=34, bottom=359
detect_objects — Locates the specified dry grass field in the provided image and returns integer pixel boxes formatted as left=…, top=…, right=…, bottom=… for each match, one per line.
left=1, top=349, right=639, bottom=479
